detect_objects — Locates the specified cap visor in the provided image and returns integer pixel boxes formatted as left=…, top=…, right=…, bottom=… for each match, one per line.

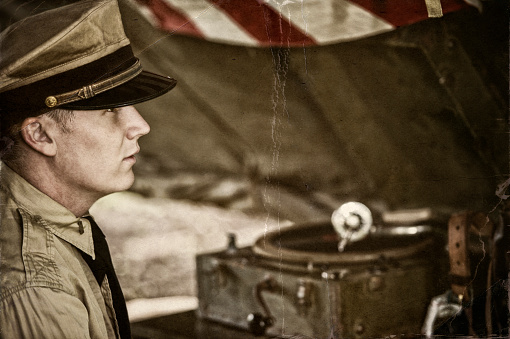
left=61, top=71, right=177, bottom=110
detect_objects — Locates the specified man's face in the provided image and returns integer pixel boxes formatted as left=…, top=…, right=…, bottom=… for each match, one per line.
left=51, top=105, right=150, bottom=198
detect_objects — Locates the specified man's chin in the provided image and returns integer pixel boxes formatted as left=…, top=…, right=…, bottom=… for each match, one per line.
left=102, top=173, right=136, bottom=196
left=120, top=174, right=136, bottom=192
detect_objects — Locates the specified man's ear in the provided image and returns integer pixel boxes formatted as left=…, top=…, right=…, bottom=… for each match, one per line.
left=20, top=117, right=57, bottom=157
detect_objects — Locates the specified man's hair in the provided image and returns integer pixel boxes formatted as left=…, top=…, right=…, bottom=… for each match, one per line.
left=1, top=108, right=74, bottom=163
left=45, top=109, right=75, bottom=133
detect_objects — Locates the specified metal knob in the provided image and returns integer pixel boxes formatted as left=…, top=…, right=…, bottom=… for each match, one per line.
left=247, top=313, right=274, bottom=336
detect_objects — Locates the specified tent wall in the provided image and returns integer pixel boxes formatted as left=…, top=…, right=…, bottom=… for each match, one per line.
left=120, top=2, right=508, bottom=219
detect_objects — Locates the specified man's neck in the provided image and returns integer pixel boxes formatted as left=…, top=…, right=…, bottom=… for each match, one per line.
left=8, top=159, right=100, bottom=217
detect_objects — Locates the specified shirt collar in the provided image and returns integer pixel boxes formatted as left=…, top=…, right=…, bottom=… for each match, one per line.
left=0, top=162, right=95, bottom=257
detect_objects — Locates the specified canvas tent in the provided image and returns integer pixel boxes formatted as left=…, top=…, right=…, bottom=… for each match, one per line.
left=115, top=0, right=508, bottom=221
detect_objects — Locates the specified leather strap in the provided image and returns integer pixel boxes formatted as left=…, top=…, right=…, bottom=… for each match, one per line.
left=45, top=59, right=142, bottom=108
left=448, top=212, right=471, bottom=301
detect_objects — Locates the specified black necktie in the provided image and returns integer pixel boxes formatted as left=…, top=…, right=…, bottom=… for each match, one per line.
left=80, top=217, right=131, bottom=339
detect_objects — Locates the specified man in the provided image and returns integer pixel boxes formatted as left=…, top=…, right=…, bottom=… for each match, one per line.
left=0, top=0, right=176, bottom=338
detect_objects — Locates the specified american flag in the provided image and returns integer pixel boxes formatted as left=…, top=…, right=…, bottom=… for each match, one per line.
left=132, top=0, right=480, bottom=47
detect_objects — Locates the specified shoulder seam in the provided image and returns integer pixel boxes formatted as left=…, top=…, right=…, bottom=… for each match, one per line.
left=1, top=281, right=74, bottom=301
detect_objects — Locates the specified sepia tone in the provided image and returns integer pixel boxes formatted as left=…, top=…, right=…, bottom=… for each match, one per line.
left=0, top=0, right=508, bottom=338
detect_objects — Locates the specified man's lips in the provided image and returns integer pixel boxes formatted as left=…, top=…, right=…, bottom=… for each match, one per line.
left=123, top=149, right=140, bottom=162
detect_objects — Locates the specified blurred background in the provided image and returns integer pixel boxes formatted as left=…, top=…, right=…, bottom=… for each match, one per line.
left=1, top=0, right=508, bottom=335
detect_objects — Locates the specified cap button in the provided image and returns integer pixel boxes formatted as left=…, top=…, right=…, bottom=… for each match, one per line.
left=45, top=96, right=58, bottom=107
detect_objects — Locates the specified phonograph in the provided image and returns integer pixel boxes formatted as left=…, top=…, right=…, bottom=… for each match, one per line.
left=196, top=202, right=463, bottom=338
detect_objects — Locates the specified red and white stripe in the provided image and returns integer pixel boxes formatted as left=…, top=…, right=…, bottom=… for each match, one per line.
left=133, top=0, right=479, bottom=47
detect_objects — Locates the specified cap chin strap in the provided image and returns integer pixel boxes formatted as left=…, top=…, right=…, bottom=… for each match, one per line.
left=44, top=59, right=143, bottom=108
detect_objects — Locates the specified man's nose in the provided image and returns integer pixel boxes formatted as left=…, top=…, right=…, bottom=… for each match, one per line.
left=124, top=106, right=150, bottom=139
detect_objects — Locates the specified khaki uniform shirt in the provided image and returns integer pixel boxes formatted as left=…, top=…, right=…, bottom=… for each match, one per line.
left=0, top=163, right=121, bottom=338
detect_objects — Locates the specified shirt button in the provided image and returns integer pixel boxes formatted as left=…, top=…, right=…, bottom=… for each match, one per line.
left=78, top=220, right=85, bottom=234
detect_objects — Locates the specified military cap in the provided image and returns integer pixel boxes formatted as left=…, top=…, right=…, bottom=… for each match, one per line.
left=0, top=0, right=176, bottom=132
